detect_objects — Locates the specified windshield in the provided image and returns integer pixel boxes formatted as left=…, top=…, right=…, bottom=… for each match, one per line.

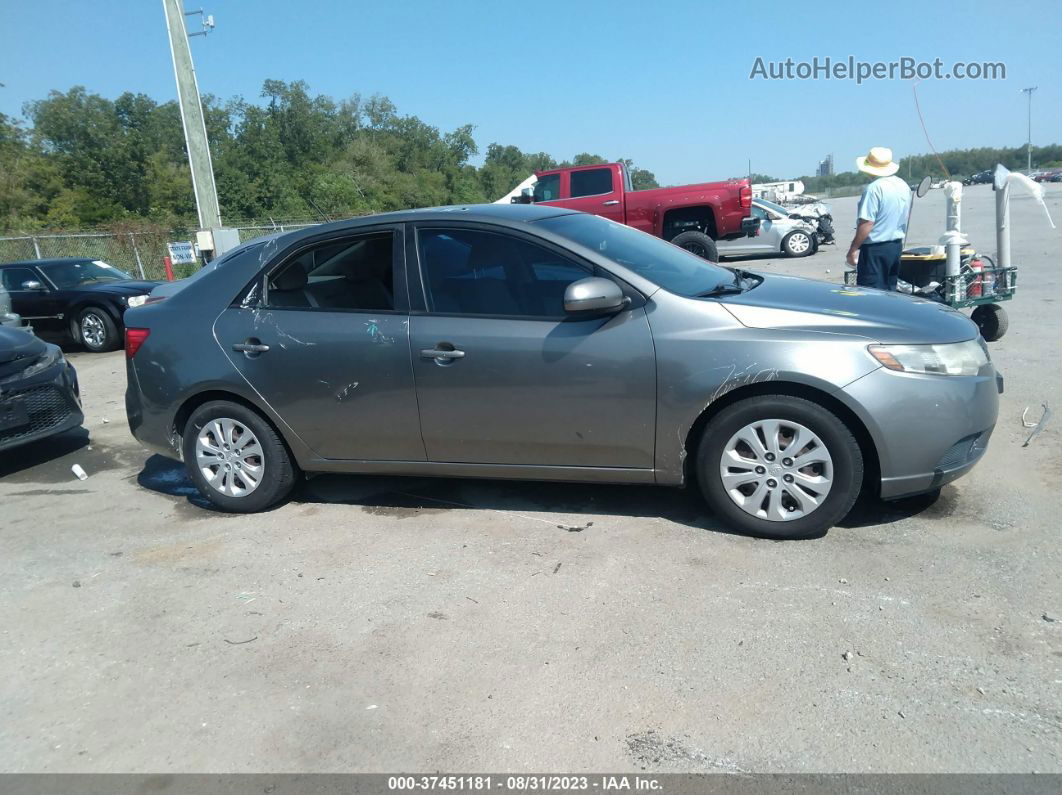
left=756, top=198, right=790, bottom=216
left=535, top=213, right=734, bottom=296
left=42, top=260, right=131, bottom=288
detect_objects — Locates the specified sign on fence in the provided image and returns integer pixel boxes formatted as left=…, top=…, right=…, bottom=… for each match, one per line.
left=167, top=241, right=197, bottom=266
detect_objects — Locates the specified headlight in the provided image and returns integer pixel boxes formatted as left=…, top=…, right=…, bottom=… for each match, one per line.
left=1, top=346, right=63, bottom=383
left=126, top=295, right=149, bottom=308
left=868, top=340, right=988, bottom=376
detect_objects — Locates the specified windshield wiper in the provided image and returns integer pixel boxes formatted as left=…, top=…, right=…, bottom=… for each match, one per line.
left=696, top=283, right=745, bottom=297
left=696, top=268, right=748, bottom=297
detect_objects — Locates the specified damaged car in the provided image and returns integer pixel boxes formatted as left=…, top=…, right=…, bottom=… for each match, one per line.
left=1, top=325, right=83, bottom=452
left=125, top=205, right=1000, bottom=538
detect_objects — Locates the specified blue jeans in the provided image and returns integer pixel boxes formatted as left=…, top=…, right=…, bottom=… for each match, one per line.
left=857, top=239, right=902, bottom=290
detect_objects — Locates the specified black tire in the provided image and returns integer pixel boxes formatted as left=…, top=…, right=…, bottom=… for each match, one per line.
left=182, top=400, right=297, bottom=513
left=76, top=306, right=119, bottom=352
left=670, top=230, right=719, bottom=262
left=971, top=303, right=1008, bottom=342
left=695, top=395, right=863, bottom=539
left=782, top=230, right=815, bottom=258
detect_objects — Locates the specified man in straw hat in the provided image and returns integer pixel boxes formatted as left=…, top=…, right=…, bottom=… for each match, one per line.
left=846, top=147, right=910, bottom=290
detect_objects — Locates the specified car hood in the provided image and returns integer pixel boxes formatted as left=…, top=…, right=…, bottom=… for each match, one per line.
left=0, top=325, right=47, bottom=378
left=718, top=272, right=979, bottom=344
left=76, top=280, right=162, bottom=295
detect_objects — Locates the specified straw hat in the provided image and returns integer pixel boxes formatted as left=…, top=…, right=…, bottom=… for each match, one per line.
left=856, top=147, right=900, bottom=177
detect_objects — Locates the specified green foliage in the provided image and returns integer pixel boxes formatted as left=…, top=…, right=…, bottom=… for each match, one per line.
left=799, top=144, right=1062, bottom=192
left=1, top=81, right=667, bottom=233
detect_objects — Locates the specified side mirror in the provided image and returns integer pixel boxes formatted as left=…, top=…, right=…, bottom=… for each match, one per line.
left=21, top=280, right=44, bottom=291
left=563, top=277, right=627, bottom=315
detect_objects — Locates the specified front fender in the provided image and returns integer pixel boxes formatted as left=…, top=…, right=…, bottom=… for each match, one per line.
left=645, top=292, right=881, bottom=484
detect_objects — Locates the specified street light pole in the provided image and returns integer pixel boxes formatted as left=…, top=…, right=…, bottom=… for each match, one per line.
left=162, top=0, right=222, bottom=230
left=1020, top=86, right=1037, bottom=173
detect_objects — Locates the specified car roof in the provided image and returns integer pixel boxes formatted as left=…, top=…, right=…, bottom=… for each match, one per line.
left=0, top=257, right=96, bottom=268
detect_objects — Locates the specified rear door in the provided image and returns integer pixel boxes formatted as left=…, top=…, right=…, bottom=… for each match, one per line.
left=407, top=223, right=656, bottom=469
left=558, top=165, right=626, bottom=224
left=211, top=225, right=425, bottom=462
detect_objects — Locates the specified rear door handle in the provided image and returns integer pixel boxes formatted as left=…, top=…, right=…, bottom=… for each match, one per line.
left=420, top=348, right=465, bottom=360
left=602, top=200, right=620, bottom=206
left=232, top=342, right=270, bottom=353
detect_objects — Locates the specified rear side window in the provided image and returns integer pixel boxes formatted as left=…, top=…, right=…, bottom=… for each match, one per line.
left=266, top=232, right=395, bottom=311
left=570, top=168, right=613, bottom=198
left=533, top=173, right=561, bottom=202
left=417, top=228, right=590, bottom=318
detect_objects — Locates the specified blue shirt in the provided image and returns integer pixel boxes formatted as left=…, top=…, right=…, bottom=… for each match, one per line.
left=857, top=175, right=910, bottom=243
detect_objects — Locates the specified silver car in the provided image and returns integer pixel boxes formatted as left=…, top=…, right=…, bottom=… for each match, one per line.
left=717, top=198, right=819, bottom=258
left=125, top=205, right=1000, bottom=539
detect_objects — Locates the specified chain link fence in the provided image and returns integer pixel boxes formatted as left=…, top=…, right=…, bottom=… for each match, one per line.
left=0, top=222, right=320, bottom=281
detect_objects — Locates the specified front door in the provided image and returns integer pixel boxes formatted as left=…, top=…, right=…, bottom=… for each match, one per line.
left=212, top=227, right=425, bottom=462
left=408, top=225, right=656, bottom=469
left=2, top=266, right=64, bottom=332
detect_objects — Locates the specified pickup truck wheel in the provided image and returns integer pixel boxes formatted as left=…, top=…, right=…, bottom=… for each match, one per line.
left=671, top=231, right=719, bottom=263
left=695, top=395, right=863, bottom=539
left=782, top=230, right=814, bottom=257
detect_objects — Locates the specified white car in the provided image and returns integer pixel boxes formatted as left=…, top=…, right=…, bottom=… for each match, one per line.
left=716, top=198, right=820, bottom=258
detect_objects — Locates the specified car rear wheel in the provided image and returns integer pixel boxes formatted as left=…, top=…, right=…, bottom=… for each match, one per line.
left=182, top=400, right=297, bottom=512
left=782, top=230, right=814, bottom=257
left=670, top=230, right=719, bottom=262
left=695, top=395, right=863, bottom=539
left=77, top=307, right=119, bottom=352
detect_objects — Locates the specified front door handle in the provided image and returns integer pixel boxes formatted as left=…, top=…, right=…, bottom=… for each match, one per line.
left=602, top=199, right=620, bottom=206
left=420, top=348, right=465, bottom=360
left=232, top=341, right=270, bottom=354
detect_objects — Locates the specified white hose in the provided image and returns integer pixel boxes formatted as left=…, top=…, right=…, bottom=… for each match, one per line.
left=1006, top=170, right=1056, bottom=229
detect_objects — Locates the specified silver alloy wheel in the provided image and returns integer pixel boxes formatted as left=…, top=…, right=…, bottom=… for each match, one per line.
left=81, top=312, right=107, bottom=349
left=719, top=419, right=833, bottom=521
left=786, top=232, right=811, bottom=255
left=195, top=417, right=265, bottom=498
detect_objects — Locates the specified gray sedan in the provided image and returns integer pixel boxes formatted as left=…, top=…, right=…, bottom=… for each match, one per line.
left=125, top=205, right=999, bottom=538
left=716, top=198, right=819, bottom=258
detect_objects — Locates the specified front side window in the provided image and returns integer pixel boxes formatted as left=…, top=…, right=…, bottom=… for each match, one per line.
left=570, top=168, right=614, bottom=198
left=266, top=232, right=395, bottom=311
left=42, top=260, right=131, bottom=288
left=533, top=173, right=561, bottom=202
left=417, top=228, right=590, bottom=317
left=1, top=267, right=41, bottom=291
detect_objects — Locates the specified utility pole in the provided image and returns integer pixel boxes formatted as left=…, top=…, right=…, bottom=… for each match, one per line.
left=162, top=0, right=222, bottom=230
left=1020, top=86, right=1037, bottom=173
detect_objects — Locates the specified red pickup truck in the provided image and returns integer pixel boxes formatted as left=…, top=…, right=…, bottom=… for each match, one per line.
left=519, top=162, right=756, bottom=261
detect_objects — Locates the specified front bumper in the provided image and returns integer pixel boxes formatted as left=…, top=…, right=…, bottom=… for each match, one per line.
left=840, top=364, right=1002, bottom=500
left=0, top=358, right=83, bottom=452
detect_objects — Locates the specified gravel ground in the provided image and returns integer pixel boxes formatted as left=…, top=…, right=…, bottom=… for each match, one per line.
left=1, top=184, right=1060, bottom=773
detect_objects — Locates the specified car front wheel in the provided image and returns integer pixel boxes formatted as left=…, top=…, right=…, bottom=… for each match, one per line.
left=77, top=307, right=119, bottom=352
left=695, top=395, right=863, bottom=539
left=182, top=400, right=297, bottom=512
left=782, top=230, right=814, bottom=257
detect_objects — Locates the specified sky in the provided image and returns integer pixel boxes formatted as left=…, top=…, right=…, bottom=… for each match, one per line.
left=1, top=0, right=1059, bottom=186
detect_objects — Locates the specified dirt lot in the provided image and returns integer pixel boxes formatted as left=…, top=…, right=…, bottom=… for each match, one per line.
left=1, top=185, right=1060, bottom=773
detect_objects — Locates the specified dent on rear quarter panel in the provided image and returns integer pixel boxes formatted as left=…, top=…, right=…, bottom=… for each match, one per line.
left=644, top=292, right=881, bottom=485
